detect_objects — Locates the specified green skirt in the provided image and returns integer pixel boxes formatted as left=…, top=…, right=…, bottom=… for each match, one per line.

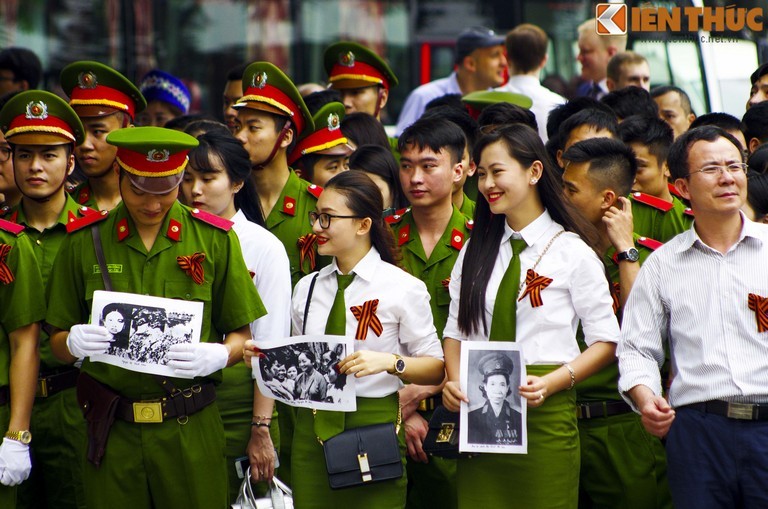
left=292, top=394, right=406, bottom=509
left=457, top=365, right=579, bottom=509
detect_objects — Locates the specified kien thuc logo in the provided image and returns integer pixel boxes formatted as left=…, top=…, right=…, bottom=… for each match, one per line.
left=596, top=3, right=628, bottom=35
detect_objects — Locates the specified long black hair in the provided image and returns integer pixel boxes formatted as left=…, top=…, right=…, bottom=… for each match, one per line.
left=323, top=171, right=399, bottom=265
left=348, top=144, right=408, bottom=210
left=187, top=130, right=265, bottom=226
left=457, top=124, right=600, bottom=336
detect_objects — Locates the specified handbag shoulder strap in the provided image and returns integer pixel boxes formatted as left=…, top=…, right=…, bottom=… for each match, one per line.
left=302, top=273, right=320, bottom=335
left=91, top=224, right=113, bottom=292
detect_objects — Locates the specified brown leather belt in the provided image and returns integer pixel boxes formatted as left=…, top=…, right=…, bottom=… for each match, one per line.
left=577, top=400, right=633, bottom=419
left=0, top=386, right=8, bottom=406
left=114, top=383, right=217, bottom=424
left=36, top=367, right=80, bottom=398
left=418, top=395, right=443, bottom=413
left=682, top=400, right=768, bottom=421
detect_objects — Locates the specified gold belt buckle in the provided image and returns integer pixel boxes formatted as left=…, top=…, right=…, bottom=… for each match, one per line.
left=36, top=378, right=49, bottom=398
left=436, top=423, right=455, bottom=443
left=133, top=402, right=163, bottom=423
left=726, top=402, right=754, bottom=420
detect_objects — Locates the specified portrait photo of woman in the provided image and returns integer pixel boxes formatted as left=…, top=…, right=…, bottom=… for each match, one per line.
left=467, top=352, right=522, bottom=446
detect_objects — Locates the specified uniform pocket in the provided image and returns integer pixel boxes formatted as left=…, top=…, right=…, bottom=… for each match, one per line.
left=163, top=279, right=213, bottom=302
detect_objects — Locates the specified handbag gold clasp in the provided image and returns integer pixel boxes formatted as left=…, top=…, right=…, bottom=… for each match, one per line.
left=436, top=423, right=455, bottom=443
left=358, top=453, right=372, bottom=482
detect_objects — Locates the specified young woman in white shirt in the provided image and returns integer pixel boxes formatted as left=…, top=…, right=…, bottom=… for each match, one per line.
left=284, top=170, right=444, bottom=508
left=182, top=130, right=292, bottom=500
left=441, top=124, right=620, bottom=509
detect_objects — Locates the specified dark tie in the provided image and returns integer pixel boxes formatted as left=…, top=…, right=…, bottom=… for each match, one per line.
left=589, top=82, right=602, bottom=100
left=488, top=238, right=527, bottom=342
left=316, top=272, right=356, bottom=441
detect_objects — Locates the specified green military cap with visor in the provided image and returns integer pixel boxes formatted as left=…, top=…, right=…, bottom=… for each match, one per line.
left=461, top=90, right=533, bottom=112
left=107, top=126, right=198, bottom=194
left=0, top=90, right=85, bottom=146
left=324, top=41, right=399, bottom=91
left=288, top=101, right=352, bottom=166
left=60, top=60, right=147, bottom=120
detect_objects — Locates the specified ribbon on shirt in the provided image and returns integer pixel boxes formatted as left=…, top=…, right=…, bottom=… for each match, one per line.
left=298, top=233, right=318, bottom=273
left=177, top=252, right=206, bottom=285
left=748, top=293, right=768, bottom=333
left=0, top=244, right=14, bottom=284
left=441, top=277, right=450, bottom=289
left=350, top=299, right=383, bottom=340
left=518, top=269, right=553, bottom=308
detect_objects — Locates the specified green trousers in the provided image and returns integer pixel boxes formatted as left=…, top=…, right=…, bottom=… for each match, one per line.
left=18, top=387, right=87, bottom=509
left=578, top=411, right=672, bottom=509
left=292, top=394, right=406, bottom=509
left=83, top=402, right=227, bottom=509
left=457, top=365, right=579, bottom=509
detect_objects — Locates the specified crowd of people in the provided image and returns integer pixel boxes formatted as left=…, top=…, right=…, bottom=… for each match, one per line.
left=0, top=16, right=767, bottom=509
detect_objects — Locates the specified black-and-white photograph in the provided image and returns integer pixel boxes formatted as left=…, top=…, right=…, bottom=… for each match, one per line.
left=459, top=341, right=527, bottom=454
left=254, top=335, right=356, bottom=412
left=90, top=290, right=204, bottom=377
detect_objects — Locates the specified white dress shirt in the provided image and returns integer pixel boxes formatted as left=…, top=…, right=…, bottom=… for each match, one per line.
left=395, top=72, right=462, bottom=136
left=292, top=247, right=443, bottom=398
left=231, top=209, right=292, bottom=341
left=618, top=216, right=768, bottom=407
left=496, top=75, right=566, bottom=143
left=443, top=210, right=619, bottom=365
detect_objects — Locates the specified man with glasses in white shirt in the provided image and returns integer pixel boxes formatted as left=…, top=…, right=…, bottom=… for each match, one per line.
left=619, top=125, right=768, bottom=509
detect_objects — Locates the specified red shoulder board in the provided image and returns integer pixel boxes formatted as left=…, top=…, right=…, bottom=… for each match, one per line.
left=190, top=208, right=233, bottom=231
left=385, top=213, right=402, bottom=225
left=398, top=223, right=411, bottom=246
left=465, top=219, right=474, bottom=231
left=282, top=196, right=296, bottom=216
left=450, top=228, right=464, bottom=250
left=77, top=186, right=91, bottom=205
left=79, top=205, right=100, bottom=217
left=66, top=209, right=109, bottom=233
left=683, top=208, right=694, bottom=217
left=306, top=184, right=323, bottom=199
left=637, top=237, right=663, bottom=251
left=0, top=217, right=24, bottom=235
left=668, top=182, right=683, bottom=199
left=167, top=219, right=182, bottom=241
left=631, top=192, right=674, bottom=212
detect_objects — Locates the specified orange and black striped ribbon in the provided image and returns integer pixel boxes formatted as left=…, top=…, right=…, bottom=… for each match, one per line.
left=177, top=252, right=206, bottom=285
left=748, top=293, right=768, bottom=333
left=350, top=299, right=383, bottom=340
left=0, top=244, right=13, bottom=284
left=611, top=282, right=621, bottom=314
left=518, top=269, right=553, bottom=308
left=441, top=277, right=450, bottom=289
left=297, top=234, right=318, bottom=273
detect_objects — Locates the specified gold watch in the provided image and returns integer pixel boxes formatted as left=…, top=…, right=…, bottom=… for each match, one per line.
left=392, top=354, right=406, bottom=376
left=5, top=430, right=31, bottom=444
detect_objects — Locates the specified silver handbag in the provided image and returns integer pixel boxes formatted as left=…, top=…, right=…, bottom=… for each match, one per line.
left=232, top=467, right=293, bottom=509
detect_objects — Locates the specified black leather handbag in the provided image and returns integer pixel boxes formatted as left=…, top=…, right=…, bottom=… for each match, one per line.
left=322, top=421, right=403, bottom=489
left=422, top=405, right=463, bottom=459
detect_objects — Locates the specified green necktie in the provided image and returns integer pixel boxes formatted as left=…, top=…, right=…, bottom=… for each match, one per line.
left=488, top=237, right=527, bottom=342
left=316, top=272, right=355, bottom=441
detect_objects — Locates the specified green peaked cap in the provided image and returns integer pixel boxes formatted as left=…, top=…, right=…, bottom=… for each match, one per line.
left=324, top=41, right=398, bottom=90
left=60, top=60, right=146, bottom=119
left=0, top=90, right=85, bottom=145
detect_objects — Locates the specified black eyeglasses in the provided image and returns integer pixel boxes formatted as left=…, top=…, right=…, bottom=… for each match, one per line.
left=308, top=211, right=362, bottom=229
left=0, top=147, right=10, bottom=163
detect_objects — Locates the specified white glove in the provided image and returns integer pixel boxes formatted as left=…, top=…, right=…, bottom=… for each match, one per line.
left=0, top=438, right=31, bottom=486
left=167, top=343, right=229, bottom=378
left=66, top=324, right=112, bottom=358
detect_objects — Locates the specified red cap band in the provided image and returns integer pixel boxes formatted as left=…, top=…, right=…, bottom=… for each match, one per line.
left=6, top=113, right=76, bottom=142
left=69, top=84, right=137, bottom=119
left=329, top=61, right=389, bottom=90
left=239, top=83, right=306, bottom=135
left=116, top=147, right=188, bottom=177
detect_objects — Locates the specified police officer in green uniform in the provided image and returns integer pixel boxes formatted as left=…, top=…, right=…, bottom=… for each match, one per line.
left=561, top=138, right=672, bottom=509
left=232, top=62, right=318, bottom=485
left=45, top=126, right=265, bottom=509
left=0, top=90, right=90, bottom=509
left=288, top=102, right=353, bottom=187
left=61, top=61, right=146, bottom=211
left=0, top=220, right=43, bottom=509
left=390, top=117, right=473, bottom=509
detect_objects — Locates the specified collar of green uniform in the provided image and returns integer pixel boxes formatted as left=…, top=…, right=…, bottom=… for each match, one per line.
left=113, top=200, right=185, bottom=241
left=13, top=193, right=82, bottom=228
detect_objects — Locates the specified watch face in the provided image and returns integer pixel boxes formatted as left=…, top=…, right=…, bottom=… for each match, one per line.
left=20, top=431, right=31, bottom=444
left=627, top=248, right=640, bottom=262
left=395, top=359, right=406, bottom=374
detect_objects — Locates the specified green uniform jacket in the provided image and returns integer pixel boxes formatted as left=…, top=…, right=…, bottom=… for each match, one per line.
left=4, top=195, right=95, bottom=370
left=388, top=206, right=472, bottom=338
left=458, top=193, right=475, bottom=221
left=69, top=181, right=99, bottom=210
left=0, top=223, right=45, bottom=388
left=630, top=192, right=693, bottom=243
left=264, top=170, right=328, bottom=287
left=45, top=201, right=265, bottom=399
left=576, top=234, right=660, bottom=402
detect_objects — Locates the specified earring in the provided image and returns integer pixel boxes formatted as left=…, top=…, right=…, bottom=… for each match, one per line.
left=530, top=178, right=538, bottom=184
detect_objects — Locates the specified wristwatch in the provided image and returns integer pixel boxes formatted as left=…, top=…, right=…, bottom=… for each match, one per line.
left=616, top=247, right=640, bottom=263
left=5, top=430, right=31, bottom=445
left=392, top=354, right=406, bottom=375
